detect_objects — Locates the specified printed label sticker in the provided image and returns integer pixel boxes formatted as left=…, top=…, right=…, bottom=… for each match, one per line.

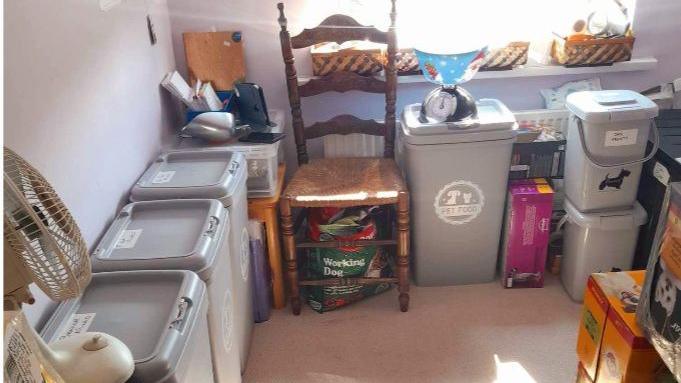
left=152, top=170, right=175, bottom=184
left=434, top=180, right=485, bottom=225
left=604, top=129, right=638, bottom=147
left=114, top=229, right=143, bottom=249
left=240, top=227, right=250, bottom=282
left=56, top=313, right=96, bottom=341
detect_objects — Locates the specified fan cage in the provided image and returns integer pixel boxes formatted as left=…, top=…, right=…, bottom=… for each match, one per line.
left=4, top=148, right=91, bottom=301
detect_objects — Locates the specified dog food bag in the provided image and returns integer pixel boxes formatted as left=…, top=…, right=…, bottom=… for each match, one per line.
left=304, top=206, right=392, bottom=313
left=638, top=182, right=681, bottom=382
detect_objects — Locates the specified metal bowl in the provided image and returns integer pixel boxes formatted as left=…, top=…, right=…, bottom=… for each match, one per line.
left=180, top=112, right=250, bottom=142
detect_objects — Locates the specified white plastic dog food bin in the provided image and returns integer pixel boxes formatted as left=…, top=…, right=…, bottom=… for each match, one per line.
left=561, top=198, right=647, bottom=301
left=173, top=109, right=285, bottom=198
left=42, top=270, right=213, bottom=383
left=91, top=199, right=240, bottom=383
left=564, top=90, right=659, bottom=212
left=130, top=149, right=253, bottom=372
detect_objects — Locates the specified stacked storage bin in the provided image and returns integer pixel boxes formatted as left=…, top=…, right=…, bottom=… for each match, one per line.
left=90, top=199, right=241, bottom=382
left=129, top=149, right=253, bottom=373
left=172, top=109, right=285, bottom=198
left=42, top=270, right=214, bottom=382
left=561, top=90, right=659, bottom=301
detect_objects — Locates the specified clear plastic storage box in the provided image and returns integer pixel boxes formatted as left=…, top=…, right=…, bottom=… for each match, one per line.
left=172, top=109, right=285, bottom=198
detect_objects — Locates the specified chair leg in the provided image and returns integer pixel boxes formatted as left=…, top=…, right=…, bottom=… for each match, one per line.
left=280, top=198, right=301, bottom=315
left=396, top=192, right=410, bottom=312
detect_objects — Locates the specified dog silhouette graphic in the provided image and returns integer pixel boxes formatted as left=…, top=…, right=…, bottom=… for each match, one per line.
left=599, top=169, right=631, bottom=190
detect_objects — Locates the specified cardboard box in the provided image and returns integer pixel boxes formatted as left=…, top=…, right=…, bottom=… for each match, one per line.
left=577, top=362, right=595, bottom=383
left=500, top=180, right=554, bottom=288
left=577, top=271, right=664, bottom=382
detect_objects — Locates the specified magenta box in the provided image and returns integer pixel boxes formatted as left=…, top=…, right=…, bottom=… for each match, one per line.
left=500, top=180, right=554, bottom=288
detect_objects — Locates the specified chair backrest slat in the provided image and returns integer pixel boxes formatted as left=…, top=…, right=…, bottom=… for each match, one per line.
left=278, top=1, right=397, bottom=165
left=304, top=115, right=386, bottom=140
left=299, top=71, right=386, bottom=97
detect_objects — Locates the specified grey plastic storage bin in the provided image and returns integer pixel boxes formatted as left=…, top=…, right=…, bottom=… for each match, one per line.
left=399, top=100, right=516, bottom=286
left=91, top=199, right=240, bottom=383
left=41, top=270, right=212, bottom=383
left=565, top=90, right=659, bottom=212
left=560, top=198, right=647, bottom=301
left=173, top=109, right=285, bottom=197
left=130, top=149, right=253, bottom=372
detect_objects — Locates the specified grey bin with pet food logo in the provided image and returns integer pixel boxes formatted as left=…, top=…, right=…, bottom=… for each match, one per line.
left=560, top=198, right=647, bottom=302
left=398, top=100, right=516, bottom=286
left=564, top=90, right=659, bottom=212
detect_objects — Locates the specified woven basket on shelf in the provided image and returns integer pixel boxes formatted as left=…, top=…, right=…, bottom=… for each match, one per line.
left=551, top=36, right=635, bottom=67
left=480, top=42, right=530, bottom=71
left=310, top=43, right=383, bottom=76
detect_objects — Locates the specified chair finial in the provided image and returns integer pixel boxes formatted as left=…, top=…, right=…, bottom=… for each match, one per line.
left=277, top=3, right=287, bottom=30
left=390, top=0, right=396, bottom=28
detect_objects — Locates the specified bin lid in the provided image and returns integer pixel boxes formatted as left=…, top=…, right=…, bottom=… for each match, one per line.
left=564, top=198, right=647, bottom=230
left=41, top=270, right=206, bottom=383
left=401, top=99, right=516, bottom=145
left=130, top=149, right=246, bottom=207
left=91, top=199, right=227, bottom=280
left=566, top=90, right=658, bottom=123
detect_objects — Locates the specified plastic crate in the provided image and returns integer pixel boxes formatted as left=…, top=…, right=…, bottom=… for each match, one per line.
left=185, top=91, right=236, bottom=123
left=172, top=109, right=284, bottom=198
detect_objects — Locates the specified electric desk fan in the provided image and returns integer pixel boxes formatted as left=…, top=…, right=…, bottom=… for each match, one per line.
left=3, top=147, right=134, bottom=383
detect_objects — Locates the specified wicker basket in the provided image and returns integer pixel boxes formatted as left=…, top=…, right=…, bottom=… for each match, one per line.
left=480, top=42, right=530, bottom=71
left=551, top=36, right=635, bottom=67
left=310, top=43, right=383, bottom=76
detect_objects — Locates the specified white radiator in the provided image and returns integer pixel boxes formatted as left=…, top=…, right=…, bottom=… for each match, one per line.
left=513, top=109, right=571, bottom=133
left=323, top=133, right=384, bottom=158
left=321, top=109, right=571, bottom=158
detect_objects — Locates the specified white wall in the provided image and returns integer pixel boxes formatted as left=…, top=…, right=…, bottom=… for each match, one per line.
left=167, top=0, right=681, bottom=169
left=4, top=0, right=179, bottom=328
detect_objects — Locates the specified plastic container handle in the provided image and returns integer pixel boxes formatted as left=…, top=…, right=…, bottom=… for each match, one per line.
left=575, top=116, right=659, bottom=169
left=169, top=297, right=193, bottom=333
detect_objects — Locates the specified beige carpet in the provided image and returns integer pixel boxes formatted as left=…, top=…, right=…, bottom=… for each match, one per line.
left=243, top=275, right=581, bottom=383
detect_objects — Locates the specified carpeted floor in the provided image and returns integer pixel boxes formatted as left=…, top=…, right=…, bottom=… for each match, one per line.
left=243, top=275, right=582, bottom=383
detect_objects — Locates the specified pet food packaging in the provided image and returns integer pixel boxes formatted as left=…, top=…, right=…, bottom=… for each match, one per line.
left=565, top=90, right=658, bottom=212
left=638, top=182, right=681, bottom=382
left=577, top=271, right=664, bottom=382
left=304, top=206, right=392, bottom=313
left=576, top=362, right=595, bottom=383
left=248, top=220, right=271, bottom=323
left=500, top=179, right=554, bottom=288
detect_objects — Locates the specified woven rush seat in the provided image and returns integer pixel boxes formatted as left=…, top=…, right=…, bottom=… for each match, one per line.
left=284, top=158, right=406, bottom=207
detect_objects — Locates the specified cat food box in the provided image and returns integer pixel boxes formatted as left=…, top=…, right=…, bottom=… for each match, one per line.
left=577, top=271, right=664, bottom=382
left=500, top=179, right=553, bottom=288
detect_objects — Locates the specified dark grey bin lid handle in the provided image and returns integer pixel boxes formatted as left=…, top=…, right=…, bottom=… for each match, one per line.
left=228, top=160, right=240, bottom=174
left=575, top=116, right=659, bottom=169
left=169, top=297, right=192, bottom=333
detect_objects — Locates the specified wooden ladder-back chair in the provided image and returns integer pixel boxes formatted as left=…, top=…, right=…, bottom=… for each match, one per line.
left=277, top=1, right=409, bottom=315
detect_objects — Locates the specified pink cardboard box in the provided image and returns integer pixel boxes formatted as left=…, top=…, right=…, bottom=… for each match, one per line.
left=501, top=180, right=554, bottom=288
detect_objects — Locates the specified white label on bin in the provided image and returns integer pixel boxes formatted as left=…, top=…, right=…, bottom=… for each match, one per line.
left=434, top=180, right=485, bottom=225
left=114, top=229, right=143, bottom=249
left=221, top=290, right=233, bottom=352
left=56, top=313, right=96, bottom=341
left=152, top=170, right=175, bottom=184
left=654, top=161, right=671, bottom=186
left=240, top=227, right=250, bottom=282
left=604, top=129, right=638, bottom=147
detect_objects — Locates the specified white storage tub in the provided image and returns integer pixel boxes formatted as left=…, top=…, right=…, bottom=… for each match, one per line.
left=172, top=109, right=285, bottom=198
